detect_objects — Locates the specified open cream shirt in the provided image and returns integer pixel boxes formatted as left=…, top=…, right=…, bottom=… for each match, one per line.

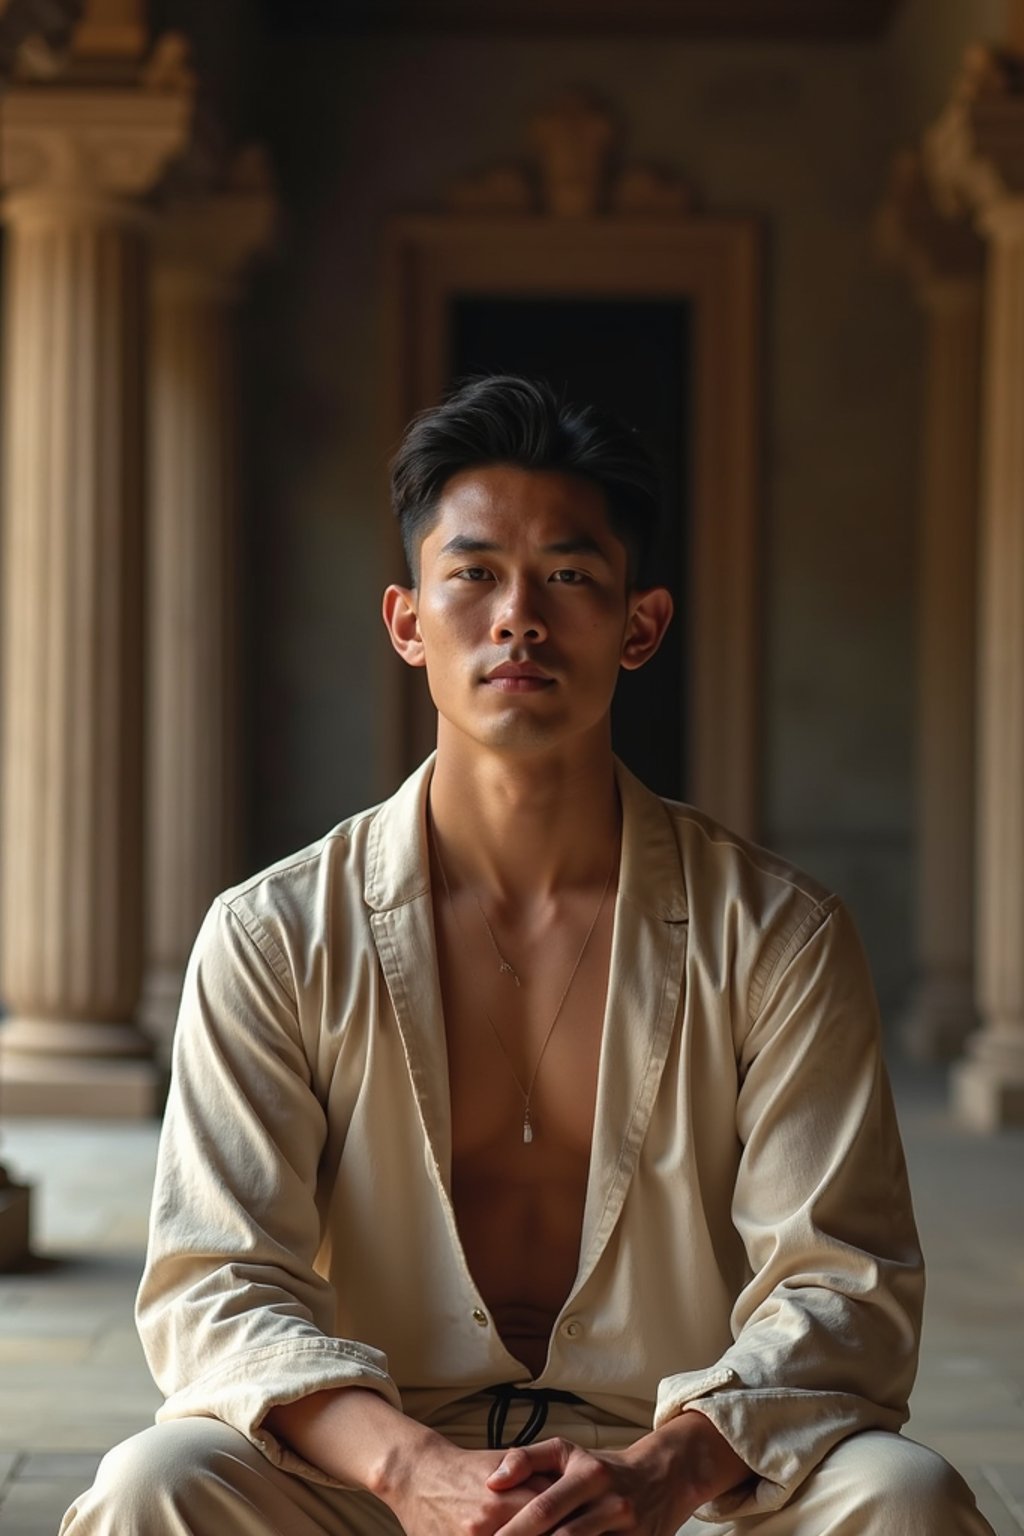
left=137, top=755, right=923, bottom=1521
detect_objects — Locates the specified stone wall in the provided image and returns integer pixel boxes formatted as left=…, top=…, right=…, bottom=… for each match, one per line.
left=239, top=10, right=993, bottom=1018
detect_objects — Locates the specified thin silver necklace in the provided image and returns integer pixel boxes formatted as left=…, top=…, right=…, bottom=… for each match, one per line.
left=430, top=821, right=615, bottom=1145
left=474, top=890, right=521, bottom=986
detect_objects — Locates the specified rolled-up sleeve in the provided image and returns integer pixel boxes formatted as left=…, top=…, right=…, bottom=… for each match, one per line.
left=136, top=896, right=402, bottom=1485
left=654, top=900, right=923, bottom=1520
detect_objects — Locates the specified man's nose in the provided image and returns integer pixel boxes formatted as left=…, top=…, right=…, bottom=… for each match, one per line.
left=491, top=578, right=548, bottom=644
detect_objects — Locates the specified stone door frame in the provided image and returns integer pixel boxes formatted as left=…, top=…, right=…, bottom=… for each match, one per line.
left=380, top=213, right=762, bottom=836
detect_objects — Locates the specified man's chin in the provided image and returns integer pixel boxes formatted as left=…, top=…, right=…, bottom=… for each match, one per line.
left=443, top=713, right=567, bottom=756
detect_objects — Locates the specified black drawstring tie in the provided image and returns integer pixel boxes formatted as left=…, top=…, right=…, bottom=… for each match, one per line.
left=485, top=1385, right=584, bottom=1450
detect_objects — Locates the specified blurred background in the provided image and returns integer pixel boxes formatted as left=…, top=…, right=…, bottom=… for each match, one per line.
left=0, top=0, right=1022, bottom=1171
left=1, top=6, right=1024, bottom=1532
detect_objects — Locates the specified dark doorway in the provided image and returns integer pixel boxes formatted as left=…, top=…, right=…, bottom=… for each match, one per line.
left=450, top=296, right=691, bottom=800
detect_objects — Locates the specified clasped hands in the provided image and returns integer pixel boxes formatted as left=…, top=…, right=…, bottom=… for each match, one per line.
left=384, top=1410, right=749, bottom=1536
left=485, top=1433, right=695, bottom=1536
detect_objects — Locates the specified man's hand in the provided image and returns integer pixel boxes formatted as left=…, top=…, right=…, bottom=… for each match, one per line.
left=377, top=1433, right=555, bottom=1536
left=481, top=1410, right=752, bottom=1536
left=267, top=1389, right=554, bottom=1536
left=267, top=1387, right=750, bottom=1536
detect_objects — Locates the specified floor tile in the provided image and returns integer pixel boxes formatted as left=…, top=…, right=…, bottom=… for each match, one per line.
left=983, top=1465, right=1024, bottom=1528
left=0, top=1477, right=88, bottom=1536
left=0, top=1068, right=1021, bottom=1533
left=16, top=1453, right=103, bottom=1483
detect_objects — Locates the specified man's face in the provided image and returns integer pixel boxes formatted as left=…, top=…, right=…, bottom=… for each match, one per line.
left=383, top=464, right=671, bottom=758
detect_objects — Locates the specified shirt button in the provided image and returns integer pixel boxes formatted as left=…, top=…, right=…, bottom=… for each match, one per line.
left=472, top=1308, right=489, bottom=1327
left=563, top=1319, right=582, bottom=1338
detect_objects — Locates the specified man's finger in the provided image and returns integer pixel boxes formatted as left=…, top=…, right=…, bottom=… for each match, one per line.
left=497, top=1460, right=610, bottom=1536
left=554, top=1493, right=633, bottom=1536
left=486, top=1439, right=572, bottom=1487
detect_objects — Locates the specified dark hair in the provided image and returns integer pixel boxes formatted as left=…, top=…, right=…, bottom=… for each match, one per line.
left=390, top=374, right=661, bottom=584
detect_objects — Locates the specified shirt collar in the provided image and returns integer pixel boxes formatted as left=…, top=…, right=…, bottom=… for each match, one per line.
left=364, top=751, right=688, bottom=923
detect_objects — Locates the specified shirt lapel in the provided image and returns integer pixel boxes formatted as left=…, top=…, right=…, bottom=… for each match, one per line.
left=364, top=755, right=455, bottom=1184
left=363, top=753, right=690, bottom=1321
left=573, top=759, right=689, bottom=1298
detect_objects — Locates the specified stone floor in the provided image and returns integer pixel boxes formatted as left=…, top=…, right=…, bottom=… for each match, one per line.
left=0, top=1064, right=1022, bottom=1535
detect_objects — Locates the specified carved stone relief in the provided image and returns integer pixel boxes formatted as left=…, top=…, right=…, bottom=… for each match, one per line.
left=445, top=89, right=692, bottom=218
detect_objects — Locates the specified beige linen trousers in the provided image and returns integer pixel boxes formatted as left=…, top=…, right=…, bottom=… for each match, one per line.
left=62, top=1397, right=991, bottom=1534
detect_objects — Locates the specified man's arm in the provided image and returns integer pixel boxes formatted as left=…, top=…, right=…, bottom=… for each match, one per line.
left=137, top=896, right=405, bottom=1482
left=267, top=1390, right=751, bottom=1536
left=649, top=899, right=924, bottom=1520
left=265, top=1389, right=560, bottom=1536
left=264, top=1388, right=429, bottom=1493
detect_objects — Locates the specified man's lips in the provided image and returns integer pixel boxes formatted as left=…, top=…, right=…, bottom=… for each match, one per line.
left=483, top=662, right=555, bottom=691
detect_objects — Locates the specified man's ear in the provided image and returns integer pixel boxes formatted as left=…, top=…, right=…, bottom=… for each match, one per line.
left=620, top=586, right=674, bottom=672
left=382, top=584, right=426, bottom=669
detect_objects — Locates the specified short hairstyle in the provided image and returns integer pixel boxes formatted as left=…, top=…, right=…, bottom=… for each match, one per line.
left=390, top=374, right=662, bottom=584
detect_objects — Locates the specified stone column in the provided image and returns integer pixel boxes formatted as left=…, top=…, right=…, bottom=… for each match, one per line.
left=139, top=174, right=274, bottom=1059
left=926, top=47, right=1024, bottom=1127
left=876, top=150, right=983, bottom=1062
left=0, top=56, right=192, bottom=1115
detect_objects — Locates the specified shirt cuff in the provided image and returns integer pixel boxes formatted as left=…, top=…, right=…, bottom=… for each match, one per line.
left=655, top=1371, right=906, bottom=1522
left=156, top=1336, right=403, bottom=1487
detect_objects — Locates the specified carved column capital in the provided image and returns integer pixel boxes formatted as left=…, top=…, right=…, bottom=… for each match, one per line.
left=924, top=44, right=1024, bottom=222
left=1, top=88, right=193, bottom=206
left=876, top=147, right=983, bottom=294
left=1, top=70, right=193, bottom=225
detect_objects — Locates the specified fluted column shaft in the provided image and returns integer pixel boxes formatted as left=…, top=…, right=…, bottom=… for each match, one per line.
left=0, top=77, right=191, bottom=1116
left=140, top=191, right=272, bottom=1056
left=875, top=148, right=982, bottom=1064
left=954, top=201, right=1024, bottom=1128
left=0, top=207, right=154, bottom=1112
left=903, top=278, right=981, bottom=1060
left=141, top=271, right=241, bottom=1052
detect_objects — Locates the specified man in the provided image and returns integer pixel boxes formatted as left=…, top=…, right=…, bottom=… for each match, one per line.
left=64, top=375, right=991, bottom=1534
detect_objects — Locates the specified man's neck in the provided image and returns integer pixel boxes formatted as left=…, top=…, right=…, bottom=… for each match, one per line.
left=427, top=731, right=621, bottom=906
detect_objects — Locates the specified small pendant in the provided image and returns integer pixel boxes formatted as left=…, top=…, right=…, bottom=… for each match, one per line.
left=500, top=960, right=521, bottom=987
left=523, top=1110, right=534, bottom=1144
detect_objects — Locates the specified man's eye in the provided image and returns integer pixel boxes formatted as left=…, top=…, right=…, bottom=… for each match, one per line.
left=456, top=567, right=492, bottom=581
left=550, top=569, right=586, bottom=584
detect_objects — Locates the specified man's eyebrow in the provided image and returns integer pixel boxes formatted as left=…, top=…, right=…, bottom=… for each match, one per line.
left=542, top=536, right=609, bottom=561
left=436, top=534, right=611, bottom=561
left=437, top=535, right=502, bottom=556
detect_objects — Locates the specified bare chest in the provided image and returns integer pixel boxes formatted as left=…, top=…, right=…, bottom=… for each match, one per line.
left=435, top=894, right=614, bottom=1371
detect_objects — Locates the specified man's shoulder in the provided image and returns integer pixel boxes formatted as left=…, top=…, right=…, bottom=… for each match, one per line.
left=641, top=784, right=843, bottom=1007
left=641, top=774, right=841, bottom=952
left=185, top=795, right=398, bottom=1007
left=619, top=754, right=833, bottom=919
left=210, top=795, right=391, bottom=956
left=660, top=794, right=832, bottom=912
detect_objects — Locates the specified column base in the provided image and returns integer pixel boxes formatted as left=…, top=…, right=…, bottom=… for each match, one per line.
left=952, top=1017, right=1024, bottom=1131
left=0, top=1017, right=166, bottom=1119
left=0, top=1054, right=165, bottom=1118
left=953, top=1055, right=1024, bottom=1131
left=0, top=1171, right=32, bottom=1269
left=900, top=969, right=976, bottom=1061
